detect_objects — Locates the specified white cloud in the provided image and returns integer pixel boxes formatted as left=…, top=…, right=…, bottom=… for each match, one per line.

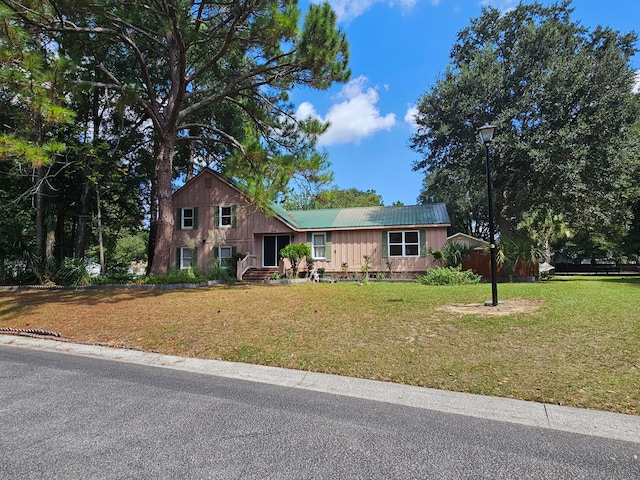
left=314, top=0, right=517, bottom=23
left=295, top=101, right=318, bottom=121
left=480, top=0, right=519, bottom=12
left=314, top=0, right=424, bottom=23
left=296, top=76, right=396, bottom=146
left=404, top=104, right=419, bottom=130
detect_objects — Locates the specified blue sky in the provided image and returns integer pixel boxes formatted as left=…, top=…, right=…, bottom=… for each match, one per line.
left=290, top=0, right=640, bottom=206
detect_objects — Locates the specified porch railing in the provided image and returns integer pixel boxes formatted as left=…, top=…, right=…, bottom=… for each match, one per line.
left=237, top=252, right=258, bottom=281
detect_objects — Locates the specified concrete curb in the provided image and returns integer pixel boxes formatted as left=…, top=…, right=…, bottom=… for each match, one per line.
left=2, top=334, right=639, bottom=444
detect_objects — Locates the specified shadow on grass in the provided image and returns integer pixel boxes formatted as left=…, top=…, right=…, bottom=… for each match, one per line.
left=0, top=286, right=224, bottom=319
left=553, top=275, right=640, bottom=287
left=591, top=276, right=640, bottom=287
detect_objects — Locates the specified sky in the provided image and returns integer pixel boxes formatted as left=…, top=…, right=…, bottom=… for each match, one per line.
left=289, top=0, right=640, bottom=206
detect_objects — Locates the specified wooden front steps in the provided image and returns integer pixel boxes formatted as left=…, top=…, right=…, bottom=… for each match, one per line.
left=241, top=268, right=279, bottom=282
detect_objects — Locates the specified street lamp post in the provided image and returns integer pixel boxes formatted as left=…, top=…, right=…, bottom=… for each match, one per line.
left=478, top=123, right=498, bottom=307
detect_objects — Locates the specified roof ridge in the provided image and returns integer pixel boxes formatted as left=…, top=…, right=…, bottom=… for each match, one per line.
left=285, top=203, right=444, bottom=214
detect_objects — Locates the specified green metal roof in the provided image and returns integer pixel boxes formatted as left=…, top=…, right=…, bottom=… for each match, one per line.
left=173, top=169, right=450, bottom=230
left=270, top=204, right=450, bottom=230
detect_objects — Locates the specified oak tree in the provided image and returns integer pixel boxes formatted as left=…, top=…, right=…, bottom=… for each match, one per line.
left=410, top=1, right=640, bottom=246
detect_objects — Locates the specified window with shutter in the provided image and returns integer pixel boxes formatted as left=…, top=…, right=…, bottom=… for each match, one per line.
left=179, top=247, right=196, bottom=269
left=180, top=208, right=195, bottom=230
left=387, top=231, right=420, bottom=257
left=312, top=233, right=326, bottom=259
left=420, top=230, right=427, bottom=257
left=217, top=206, right=235, bottom=228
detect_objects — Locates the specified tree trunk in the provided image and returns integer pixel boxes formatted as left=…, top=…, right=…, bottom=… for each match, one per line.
left=497, top=214, right=512, bottom=240
left=146, top=180, right=158, bottom=275
left=34, top=166, right=45, bottom=260
left=543, top=235, right=551, bottom=264
left=150, top=134, right=176, bottom=275
left=146, top=28, right=186, bottom=275
left=56, top=209, right=65, bottom=261
left=45, top=230, right=55, bottom=267
left=96, top=186, right=105, bottom=275
left=74, top=178, right=91, bottom=258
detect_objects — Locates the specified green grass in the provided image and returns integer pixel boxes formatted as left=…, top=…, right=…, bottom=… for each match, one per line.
left=1, top=276, right=638, bottom=414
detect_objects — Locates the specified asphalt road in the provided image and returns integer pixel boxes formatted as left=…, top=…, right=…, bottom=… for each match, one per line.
left=1, top=341, right=639, bottom=479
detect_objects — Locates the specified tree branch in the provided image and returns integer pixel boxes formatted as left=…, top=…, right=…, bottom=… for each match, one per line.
left=178, top=122, right=245, bottom=152
left=187, top=0, right=254, bottom=84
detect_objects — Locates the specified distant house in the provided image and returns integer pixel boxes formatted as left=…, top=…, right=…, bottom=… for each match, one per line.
left=171, top=169, right=450, bottom=280
left=446, top=233, right=493, bottom=278
left=446, top=233, right=489, bottom=250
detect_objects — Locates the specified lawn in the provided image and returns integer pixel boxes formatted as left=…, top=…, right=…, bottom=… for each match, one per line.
left=1, top=276, right=639, bottom=415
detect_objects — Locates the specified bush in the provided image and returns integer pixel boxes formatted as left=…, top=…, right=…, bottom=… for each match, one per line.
left=417, top=266, right=481, bottom=286
left=442, top=242, right=474, bottom=267
left=497, top=237, right=543, bottom=278
left=209, top=260, right=233, bottom=284
left=222, top=252, right=245, bottom=279
left=144, top=269, right=202, bottom=285
left=429, top=242, right=474, bottom=268
left=91, top=272, right=134, bottom=285
left=113, top=232, right=148, bottom=265
left=280, top=243, right=311, bottom=278
left=53, top=258, right=91, bottom=287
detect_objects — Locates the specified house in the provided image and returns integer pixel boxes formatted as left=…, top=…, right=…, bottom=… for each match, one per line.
left=171, top=169, right=450, bottom=280
left=446, top=232, right=492, bottom=279
left=446, top=232, right=489, bottom=250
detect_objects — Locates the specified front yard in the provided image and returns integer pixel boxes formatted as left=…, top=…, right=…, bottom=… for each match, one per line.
left=1, top=276, right=638, bottom=415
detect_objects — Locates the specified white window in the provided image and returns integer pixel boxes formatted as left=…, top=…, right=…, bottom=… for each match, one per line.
left=180, top=247, right=195, bottom=269
left=388, top=231, right=419, bottom=257
left=312, top=233, right=326, bottom=259
left=181, top=208, right=194, bottom=230
left=218, top=206, right=233, bottom=227
left=218, top=246, right=233, bottom=259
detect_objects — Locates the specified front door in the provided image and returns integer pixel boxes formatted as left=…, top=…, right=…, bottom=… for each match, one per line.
left=263, top=235, right=291, bottom=267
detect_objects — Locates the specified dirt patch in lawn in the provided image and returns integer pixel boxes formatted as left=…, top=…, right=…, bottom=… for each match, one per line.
left=439, top=298, right=543, bottom=316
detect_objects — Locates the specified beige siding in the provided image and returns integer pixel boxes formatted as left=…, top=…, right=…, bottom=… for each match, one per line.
left=310, top=227, right=448, bottom=275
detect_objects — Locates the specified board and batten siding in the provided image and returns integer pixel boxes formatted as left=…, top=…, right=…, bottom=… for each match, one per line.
left=170, top=171, right=294, bottom=269
left=170, top=170, right=449, bottom=274
left=310, top=227, right=447, bottom=274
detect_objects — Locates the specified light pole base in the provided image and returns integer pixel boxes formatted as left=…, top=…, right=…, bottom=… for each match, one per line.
left=484, top=300, right=505, bottom=307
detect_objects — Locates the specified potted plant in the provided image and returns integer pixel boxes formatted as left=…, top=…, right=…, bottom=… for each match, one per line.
left=341, top=262, right=349, bottom=279
left=306, top=254, right=314, bottom=278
